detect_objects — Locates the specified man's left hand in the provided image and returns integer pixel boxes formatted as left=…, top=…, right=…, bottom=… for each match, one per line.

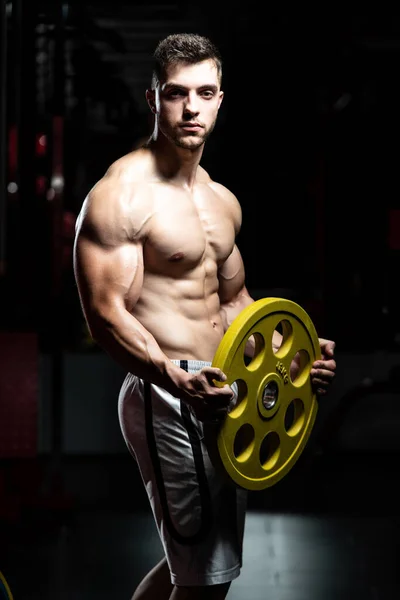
left=311, top=338, right=336, bottom=396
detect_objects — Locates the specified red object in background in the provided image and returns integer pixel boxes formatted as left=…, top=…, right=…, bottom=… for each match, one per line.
left=389, top=209, right=400, bottom=250
left=0, top=332, right=38, bottom=457
left=8, top=125, right=17, bottom=176
left=35, top=132, right=47, bottom=157
left=36, top=174, right=48, bottom=196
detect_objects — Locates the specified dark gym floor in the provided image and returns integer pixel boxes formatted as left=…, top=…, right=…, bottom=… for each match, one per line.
left=1, top=449, right=400, bottom=600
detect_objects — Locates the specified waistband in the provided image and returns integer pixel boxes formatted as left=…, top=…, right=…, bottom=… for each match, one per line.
left=171, top=360, right=212, bottom=374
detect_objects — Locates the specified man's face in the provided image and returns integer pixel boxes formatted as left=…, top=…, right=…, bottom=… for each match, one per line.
left=155, top=59, right=223, bottom=150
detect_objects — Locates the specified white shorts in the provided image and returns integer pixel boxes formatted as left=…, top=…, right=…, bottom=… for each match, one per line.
left=118, top=360, right=248, bottom=587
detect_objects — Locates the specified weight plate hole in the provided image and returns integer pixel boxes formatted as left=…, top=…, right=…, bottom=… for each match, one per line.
left=273, top=319, right=293, bottom=356
left=260, top=432, right=280, bottom=470
left=233, top=423, right=255, bottom=462
left=262, top=380, right=279, bottom=410
left=229, top=379, right=248, bottom=418
left=284, top=398, right=305, bottom=436
left=244, top=332, right=265, bottom=371
left=290, top=350, right=311, bottom=386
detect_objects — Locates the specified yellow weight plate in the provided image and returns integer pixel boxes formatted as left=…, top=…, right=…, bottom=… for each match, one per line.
left=207, top=297, right=321, bottom=491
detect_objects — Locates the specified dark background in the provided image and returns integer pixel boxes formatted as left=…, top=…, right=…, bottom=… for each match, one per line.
left=2, top=1, right=400, bottom=349
left=1, top=2, right=400, bottom=599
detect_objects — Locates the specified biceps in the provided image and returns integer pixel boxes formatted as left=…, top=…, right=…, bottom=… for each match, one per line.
left=73, top=236, right=144, bottom=319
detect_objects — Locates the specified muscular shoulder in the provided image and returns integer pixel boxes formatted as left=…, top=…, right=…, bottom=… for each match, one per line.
left=105, top=148, right=155, bottom=183
left=75, top=152, right=155, bottom=246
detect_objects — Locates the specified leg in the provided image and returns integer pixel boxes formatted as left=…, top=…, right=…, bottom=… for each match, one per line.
left=119, top=365, right=246, bottom=597
left=169, top=582, right=231, bottom=599
left=131, top=556, right=173, bottom=600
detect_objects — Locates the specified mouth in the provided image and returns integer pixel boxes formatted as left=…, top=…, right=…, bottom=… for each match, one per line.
left=180, top=124, right=203, bottom=132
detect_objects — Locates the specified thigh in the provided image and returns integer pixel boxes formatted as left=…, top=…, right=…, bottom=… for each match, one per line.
left=119, top=375, right=247, bottom=587
left=170, top=581, right=231, bottom=599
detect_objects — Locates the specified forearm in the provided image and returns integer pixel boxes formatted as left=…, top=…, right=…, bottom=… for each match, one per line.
left=87, top=307, right=189, bottom=395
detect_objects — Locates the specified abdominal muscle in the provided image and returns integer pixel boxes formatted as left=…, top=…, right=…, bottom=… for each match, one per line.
left=131, top=275, right=226, bottom=362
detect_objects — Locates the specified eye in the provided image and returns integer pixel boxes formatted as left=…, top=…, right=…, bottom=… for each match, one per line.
left=199, top=89, right=216, bottom=100
left=166, top=88, right=186, bottom=99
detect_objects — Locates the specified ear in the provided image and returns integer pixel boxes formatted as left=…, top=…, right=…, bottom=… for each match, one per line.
left=218, top=90, right=224, bottom=109
left=146, top=89, right=157, bottom=114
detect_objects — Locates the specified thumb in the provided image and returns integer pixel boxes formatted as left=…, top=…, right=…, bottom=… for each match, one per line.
left=326, top=340, right=336, bottom=356
left=208, top=368, right=227, bottom=385
left=319, top=337, right=336, bottom=356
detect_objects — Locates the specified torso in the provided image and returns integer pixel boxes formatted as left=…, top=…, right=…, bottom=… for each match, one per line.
left=137, top=178, right=237, bottom=360
left=86, top=147, right=242, bottom=362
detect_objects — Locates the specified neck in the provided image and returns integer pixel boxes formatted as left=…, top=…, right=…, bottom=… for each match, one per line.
left=149, top=132, right=205, bottom=189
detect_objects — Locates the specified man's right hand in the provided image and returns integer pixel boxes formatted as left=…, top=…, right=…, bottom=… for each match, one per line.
left=179, top=366, right=234, bottom=423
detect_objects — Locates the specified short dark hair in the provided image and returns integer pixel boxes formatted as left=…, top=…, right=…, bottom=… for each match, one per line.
left=151, top=33, right=223, bottom=88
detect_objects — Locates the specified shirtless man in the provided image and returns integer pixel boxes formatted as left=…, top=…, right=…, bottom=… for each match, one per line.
left=73, top=33, right=336, bottom=600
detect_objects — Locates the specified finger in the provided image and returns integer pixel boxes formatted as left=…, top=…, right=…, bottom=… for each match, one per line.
left=202, top=366, right=227, bottom=381
left=208, top=385, right=234, bottom=407
left=207, top=371, right=229, bottom=388
left=318, top=339, right=336, bottom=357
left=325, top=342, right=335, bottom=356
left=311, top=373, right=335, bottom=391
left=311, top=368, right=336, bottom=382
left=312, top=378, right=331, bottom=389
left=311, top=362, right=335, bottom=380
left=311, top=379, right=330, bottom=397
left=315, top=387, right=327, bottom=396
left=312, top=359, right=336, bottom=372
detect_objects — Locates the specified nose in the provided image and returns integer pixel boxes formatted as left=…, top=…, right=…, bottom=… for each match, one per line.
left=183, top=91, right=200, bottom=116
